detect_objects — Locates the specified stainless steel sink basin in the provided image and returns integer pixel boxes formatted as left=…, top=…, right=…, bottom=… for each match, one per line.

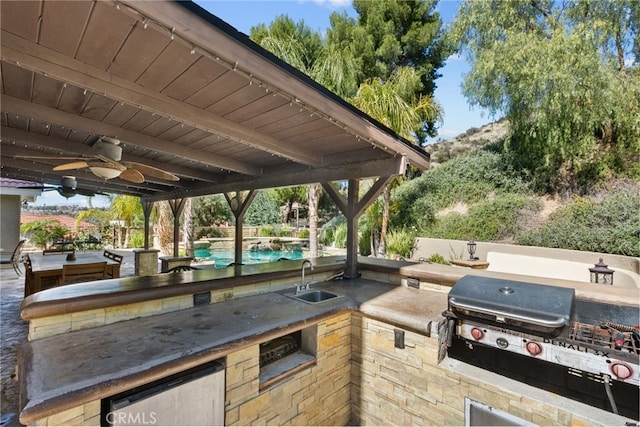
left=287, top=290, right=339, bottom=304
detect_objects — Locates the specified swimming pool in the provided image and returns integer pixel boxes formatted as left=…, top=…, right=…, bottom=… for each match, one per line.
left=194, top=248, right=304, bottom=268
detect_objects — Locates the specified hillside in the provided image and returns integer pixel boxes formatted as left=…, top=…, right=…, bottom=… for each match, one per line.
left=425, top=119, right=563, bottom=225
left=425, top=119, right=509, bottom=167
left=387, top=120, right=639, bottom=257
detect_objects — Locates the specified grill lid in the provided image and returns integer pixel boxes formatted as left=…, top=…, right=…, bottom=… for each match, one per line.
left=448, top=275, right=575, bottom=331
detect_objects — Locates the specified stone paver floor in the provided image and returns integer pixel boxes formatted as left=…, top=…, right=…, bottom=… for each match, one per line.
left=0, top=250, right=139, bottom=427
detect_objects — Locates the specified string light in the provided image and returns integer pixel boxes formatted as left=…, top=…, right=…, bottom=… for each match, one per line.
left=100, top=0, right=395, bottom=155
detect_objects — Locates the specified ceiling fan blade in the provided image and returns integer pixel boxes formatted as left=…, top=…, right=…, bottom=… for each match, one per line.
left=76, top=188, right=103, bottom=197
left=53, top=161, right=89, bottom=171
left=124, top=161, right=180, bottom=181
left=85, top=160, right=126, bottom=171
left=119, top=168, right=145, bottom=184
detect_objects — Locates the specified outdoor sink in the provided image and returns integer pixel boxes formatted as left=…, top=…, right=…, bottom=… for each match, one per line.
left=287, top=290, right=340, bottom=304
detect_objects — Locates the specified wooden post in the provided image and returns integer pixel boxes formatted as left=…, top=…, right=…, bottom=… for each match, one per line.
left=141, top=199, right=154, bottom=250
left=168, top=198, right=187, bottom=257
left=224, top=190, right=258, bottom=266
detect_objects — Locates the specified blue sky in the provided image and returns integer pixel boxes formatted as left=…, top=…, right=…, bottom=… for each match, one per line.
left=34, top=0, right=491, bottom=207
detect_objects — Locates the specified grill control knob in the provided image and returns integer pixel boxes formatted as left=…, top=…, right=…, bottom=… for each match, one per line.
left=496, top=338, right=509, bottom=349
left=470, top=328, right=484, bottom=340
left=610, top=362, right=633, bottom=380
left=525, top=341, right=543, bottom=356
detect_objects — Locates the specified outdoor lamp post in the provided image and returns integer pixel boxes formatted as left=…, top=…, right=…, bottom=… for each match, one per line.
left=589, top=258, right=614, bottom=285
left=467, top=240, right=477, bottom=261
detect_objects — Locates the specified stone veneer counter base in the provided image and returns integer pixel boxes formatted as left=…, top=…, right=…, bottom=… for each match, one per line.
left=21, top=278, right=444, bottom=424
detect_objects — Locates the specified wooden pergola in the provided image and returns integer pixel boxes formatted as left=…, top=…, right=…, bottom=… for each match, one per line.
left=0, top=0, right=430, bottom=277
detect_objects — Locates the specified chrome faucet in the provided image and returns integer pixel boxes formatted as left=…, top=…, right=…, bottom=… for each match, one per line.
left=297, top=259, right=314, bottom=294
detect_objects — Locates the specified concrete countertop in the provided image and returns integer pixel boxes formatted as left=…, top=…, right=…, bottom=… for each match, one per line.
left=18, top=278, right=446, bottom=424
left=20, top=256, right=349, bottom=320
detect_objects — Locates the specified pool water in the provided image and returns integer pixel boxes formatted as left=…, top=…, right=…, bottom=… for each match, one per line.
left=194, top=248, right=304, bottom=268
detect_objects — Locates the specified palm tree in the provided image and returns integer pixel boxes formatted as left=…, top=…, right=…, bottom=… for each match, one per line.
left=251, top=17, right=359, bottom=258
left=155, top=201, right=173, bottom=256
left=352, top=67, right=442, bottom=256
left=110, top=195, right=143, bottom=248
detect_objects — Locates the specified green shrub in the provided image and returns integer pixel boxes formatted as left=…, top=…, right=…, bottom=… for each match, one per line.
left=20, top=219, right=70, bottom=250
left=128, top=230, right=145, bottom=248
left=515, top=189, right=640, bottom=256
left=392, top=149, right=531, bottom=231
left=319, top=216, right=346, bottom=246
left=387, top=228, right=417, bottom=258
left=334, top=223, right=348, bottom=248
left=196, top=227, right=224, bottom=239
left=424, top=194, right=540, bottom=241
left=426, top=253, right=450, bottom=265
left=297, top=228, right=310, bottom=238
left=358, top=222, right=372, bottom=256
left=259, top=225, right=275, bottom=237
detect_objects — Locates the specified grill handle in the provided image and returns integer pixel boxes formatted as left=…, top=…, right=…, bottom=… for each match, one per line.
left=449, top=298, right=568, bottom=328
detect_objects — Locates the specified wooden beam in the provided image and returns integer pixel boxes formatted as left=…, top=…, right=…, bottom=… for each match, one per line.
left=144, top=156, right=407, bottom=201
left=1, top=95, right=262, bottom=176
left=1, top=30, right=321, bottom=167
left=322, top=176, right=395, bottom=278
left=321, top=183, right=346, bottom=214
left=1, top=127, right=221, bottom=183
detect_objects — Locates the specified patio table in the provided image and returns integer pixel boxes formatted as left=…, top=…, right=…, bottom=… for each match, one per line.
left=26, top=252, right=120, bottom=296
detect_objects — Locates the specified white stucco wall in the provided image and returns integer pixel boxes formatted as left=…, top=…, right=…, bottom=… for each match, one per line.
left=412, top=237, right=640, bottom=289
left=0, top=194, right=21, bottom=253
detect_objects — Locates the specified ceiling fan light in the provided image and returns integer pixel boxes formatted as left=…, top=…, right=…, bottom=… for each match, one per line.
left=90, top=166, right=122, bottom=180
left=57, top=187, right=77, bottom=198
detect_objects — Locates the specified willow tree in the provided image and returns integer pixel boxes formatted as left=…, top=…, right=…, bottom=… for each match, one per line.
left=449, top=0, right=640, bottom=194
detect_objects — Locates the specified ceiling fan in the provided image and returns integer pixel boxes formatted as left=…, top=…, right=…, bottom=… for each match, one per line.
left=19, top=137, right=180, bottom=184
left=42, top=176, right=108, bottom=199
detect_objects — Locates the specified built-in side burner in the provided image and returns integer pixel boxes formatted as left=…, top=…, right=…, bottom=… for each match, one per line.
left=570, top=321, right=640, bottom=355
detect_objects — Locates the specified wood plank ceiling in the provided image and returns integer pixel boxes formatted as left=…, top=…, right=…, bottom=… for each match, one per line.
left=0, top=0, right=430, bottom=202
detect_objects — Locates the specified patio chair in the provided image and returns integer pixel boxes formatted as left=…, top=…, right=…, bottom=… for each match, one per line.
left=0, top=240, right=26, bottom=276
left=60, top=261, right=108, bottom=285
left=166, top=265, right=200, bottom=273
left=103, top=250, right=124, bottom=263
left=23, top=253, right=34, bottom=297
left=103, top=250, right=124, bottom=278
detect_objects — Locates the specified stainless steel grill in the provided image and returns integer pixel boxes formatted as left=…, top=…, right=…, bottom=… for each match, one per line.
left=444, top=274, right=640, bottom=420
